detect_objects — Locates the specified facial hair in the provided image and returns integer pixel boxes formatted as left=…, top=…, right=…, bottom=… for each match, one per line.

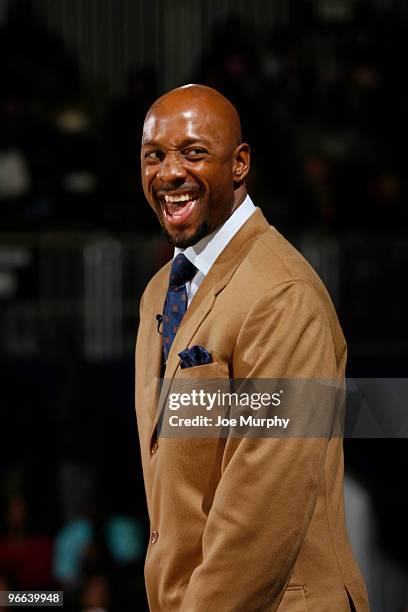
left=161, top=221, right=210, bottom=249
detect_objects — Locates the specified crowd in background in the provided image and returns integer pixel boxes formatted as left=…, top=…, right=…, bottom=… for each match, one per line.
left=0, top=354, right=148, bottom=610
left=1, top=1, right=407, bottom=233
left=1, top=2, right=408, bottom=610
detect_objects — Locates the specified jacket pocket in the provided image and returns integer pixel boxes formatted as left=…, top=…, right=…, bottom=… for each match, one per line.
left=277, top=586, right=308, bottom=612
left=175, top=360, right=228, bottom=380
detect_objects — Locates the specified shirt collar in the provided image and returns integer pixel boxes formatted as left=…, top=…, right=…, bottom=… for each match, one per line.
left=174, top=194, right=256, bottom=276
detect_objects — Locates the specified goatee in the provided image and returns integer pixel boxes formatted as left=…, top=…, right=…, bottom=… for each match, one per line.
left=162, top=221, right=209, bottom=249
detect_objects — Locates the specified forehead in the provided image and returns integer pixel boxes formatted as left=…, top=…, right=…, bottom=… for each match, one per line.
left=142, top=106, right=224, bottom=147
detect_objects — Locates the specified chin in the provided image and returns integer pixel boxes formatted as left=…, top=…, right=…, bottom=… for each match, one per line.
left=163, top=221, right=210, bottom=249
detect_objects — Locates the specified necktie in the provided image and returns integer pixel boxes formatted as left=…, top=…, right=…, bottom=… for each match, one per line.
left=162, top=254, right=197, bottom=362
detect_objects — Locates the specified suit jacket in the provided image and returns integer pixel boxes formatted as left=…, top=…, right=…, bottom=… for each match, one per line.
left=135, top=208, right=369, bottom=611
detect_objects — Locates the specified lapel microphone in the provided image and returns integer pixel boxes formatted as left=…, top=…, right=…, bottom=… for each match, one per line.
left=156, top=314, right=163, bottom=335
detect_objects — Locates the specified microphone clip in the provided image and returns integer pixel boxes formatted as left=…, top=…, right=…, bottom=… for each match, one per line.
left=156, top=314, right=163, bottom=335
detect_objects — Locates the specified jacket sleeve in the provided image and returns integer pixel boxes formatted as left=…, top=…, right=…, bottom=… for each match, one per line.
left=180, top=280, right=342, bottom=611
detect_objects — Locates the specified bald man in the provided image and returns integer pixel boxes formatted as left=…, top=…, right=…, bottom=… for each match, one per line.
left=135, top=85, right=369, bottom=611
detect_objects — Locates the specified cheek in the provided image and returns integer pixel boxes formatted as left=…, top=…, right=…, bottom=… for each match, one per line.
left=142, top=167, right=155, bottom=195
left=211, top=172, right=234, bottom=199
left=195, top=164, right=228, bottom=194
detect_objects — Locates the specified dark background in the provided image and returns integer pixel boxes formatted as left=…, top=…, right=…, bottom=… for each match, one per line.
left=0, top=0, right=407, bottom=610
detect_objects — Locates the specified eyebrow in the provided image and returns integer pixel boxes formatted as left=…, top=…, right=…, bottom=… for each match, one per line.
left=141, top=139, right=160, bottom=147
left=141, top=137, right=211, bottom=148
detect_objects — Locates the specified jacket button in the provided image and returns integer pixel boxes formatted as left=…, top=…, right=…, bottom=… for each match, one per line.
left=151, top=441, right=158, bottom=455
left=151, top=530, right=159, bottom=544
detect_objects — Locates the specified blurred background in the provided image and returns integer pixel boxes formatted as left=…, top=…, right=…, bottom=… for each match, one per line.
left=0, top=0, right=407, bottom=610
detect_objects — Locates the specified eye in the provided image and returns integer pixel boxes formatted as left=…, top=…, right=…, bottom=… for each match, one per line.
left=184, top=148, right=207, bottom=160
left=144, top=150, right=164, bottom=162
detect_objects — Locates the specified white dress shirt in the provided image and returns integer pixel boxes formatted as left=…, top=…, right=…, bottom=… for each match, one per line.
left=174, top=194, right=256, bottom=305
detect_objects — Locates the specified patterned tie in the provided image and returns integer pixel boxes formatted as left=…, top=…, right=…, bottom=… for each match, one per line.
left=162, top=254, right=197, bottom=362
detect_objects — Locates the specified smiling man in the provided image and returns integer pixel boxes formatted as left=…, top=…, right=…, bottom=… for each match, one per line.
left=135, top=85, right=369, bottom=611
left=141, top=85, right=248, bottom=248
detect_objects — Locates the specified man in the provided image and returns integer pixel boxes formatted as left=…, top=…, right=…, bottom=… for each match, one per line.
left=135, top=84, right=369, bottom=611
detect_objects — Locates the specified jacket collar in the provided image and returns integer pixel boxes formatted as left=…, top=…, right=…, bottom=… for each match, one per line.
left=160, top=207, right=270, bottom=389
left=174, top=194, right=256, bottom=277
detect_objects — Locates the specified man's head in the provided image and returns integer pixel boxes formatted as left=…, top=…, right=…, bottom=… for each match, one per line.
left=141, top=84, right=250, bottom=248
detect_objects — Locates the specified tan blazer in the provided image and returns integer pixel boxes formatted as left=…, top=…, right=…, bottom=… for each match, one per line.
left=135, top=208, right=369, bottom=611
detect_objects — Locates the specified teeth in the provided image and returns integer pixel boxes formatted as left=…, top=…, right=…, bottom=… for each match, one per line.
left=164, top=194, right=192, bottom=203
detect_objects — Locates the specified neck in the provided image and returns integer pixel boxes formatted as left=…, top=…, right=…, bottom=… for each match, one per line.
left=232, top=185, right=247, bottom=213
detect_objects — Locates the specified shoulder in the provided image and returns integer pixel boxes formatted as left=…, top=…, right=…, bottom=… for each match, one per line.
left=139, top=259, right=171, bottom=315
left=237, top=225, right=336, bottom=315
left=231, top=224, right=346, bottom=357
left=242, top=226, right=321, bottom=286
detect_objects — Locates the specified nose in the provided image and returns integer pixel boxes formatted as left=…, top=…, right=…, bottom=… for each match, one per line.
left=157, top=152, right=187, bottom=186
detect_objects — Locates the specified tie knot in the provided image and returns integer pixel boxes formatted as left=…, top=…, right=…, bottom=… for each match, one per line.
left=169, top=254, right=197, bottom=288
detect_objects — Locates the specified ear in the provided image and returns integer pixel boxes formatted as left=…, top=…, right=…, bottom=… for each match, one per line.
left=232, top=143, right=250, bottom=183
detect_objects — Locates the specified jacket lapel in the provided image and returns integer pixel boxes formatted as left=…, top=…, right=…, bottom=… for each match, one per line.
left=152, top=208, right=270, bottom=432
left=138, top=264, right=169, bottom=434
left=145, top=264, right=170, bottom=383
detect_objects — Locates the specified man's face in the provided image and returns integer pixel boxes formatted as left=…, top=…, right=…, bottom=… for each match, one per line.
left=141, top=99, right=239, bottom=248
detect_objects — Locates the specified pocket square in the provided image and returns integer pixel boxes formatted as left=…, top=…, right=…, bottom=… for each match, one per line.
left=178, top=345, right=213, bottom=369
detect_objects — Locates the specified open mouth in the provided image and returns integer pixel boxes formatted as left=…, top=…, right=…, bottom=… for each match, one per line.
left=159, top=192, right=200, bottom=226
